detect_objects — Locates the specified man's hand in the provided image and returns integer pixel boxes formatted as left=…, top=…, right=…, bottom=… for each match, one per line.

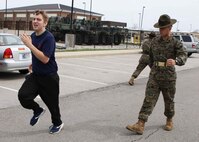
left=28, top=64, right=32, bottom=73
left=20, top=34, right=49, bottom=64
left=20, top=34, right=32, bottom=48
left=166, top=59, right=176, bottom=66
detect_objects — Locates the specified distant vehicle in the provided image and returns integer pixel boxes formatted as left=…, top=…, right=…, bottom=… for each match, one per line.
left=173, top=33, right=198, bottom=57
left=47, top=16, right=128, bottom=45
left=0, top=33, right=31, bottom=74
left=194, top=36, right=199, bottom=53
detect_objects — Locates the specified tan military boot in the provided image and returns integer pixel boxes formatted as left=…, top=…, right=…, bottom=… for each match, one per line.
left=128, top=76, right=135, bottom=86
left=126, top=120, right=145, bottom=135
left=164, top=118, right=173, bottom=131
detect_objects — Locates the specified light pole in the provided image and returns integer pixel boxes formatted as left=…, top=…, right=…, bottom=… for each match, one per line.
left=140, top=6, right=145, bottom=30
left=190, top=24, right=192, bottom=32
left=138, top=12, right=141, bottom=30
left=139, top=6, right=145, bottom=47
left=176, top=21, right=179, bottom=32
left=89, top=0, right=92, bottom=21
left=83, top=2, right=86, bottom=19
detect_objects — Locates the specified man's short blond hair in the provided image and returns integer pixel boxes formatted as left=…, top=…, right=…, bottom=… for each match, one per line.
left=34, top=10, right=49, bottom=23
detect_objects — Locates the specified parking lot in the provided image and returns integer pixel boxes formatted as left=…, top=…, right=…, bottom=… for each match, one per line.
left=0, top=52, right=199, bottom=109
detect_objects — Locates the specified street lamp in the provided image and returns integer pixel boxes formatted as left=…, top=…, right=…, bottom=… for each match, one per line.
left=176, top=21, right=180, bottom=32
left=190, top=24, right=192, bottom=32
left=83, top=2, right=86, bottom=19
left=140, top=6, right=145, bottom=30
left=138, top=13, right=141, bottom=30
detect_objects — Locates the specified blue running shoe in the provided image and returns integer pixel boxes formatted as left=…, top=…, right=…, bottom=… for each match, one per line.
left=49, top=123, right=64, bottom=134
left=30, top=108, right=45, bottom=126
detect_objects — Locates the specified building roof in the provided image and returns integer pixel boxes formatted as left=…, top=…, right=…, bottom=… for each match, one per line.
left=0, top=3, right=103, bottom=16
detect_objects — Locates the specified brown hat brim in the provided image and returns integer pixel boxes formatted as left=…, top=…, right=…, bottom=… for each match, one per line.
left=154, top=19, right=177, bottom=28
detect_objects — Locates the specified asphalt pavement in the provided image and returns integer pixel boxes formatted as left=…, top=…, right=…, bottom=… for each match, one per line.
left=0, top=51, right=199, bottom=142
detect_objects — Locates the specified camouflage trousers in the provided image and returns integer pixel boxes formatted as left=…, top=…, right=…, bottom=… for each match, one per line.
left=138, top=78, right=176, bottom=122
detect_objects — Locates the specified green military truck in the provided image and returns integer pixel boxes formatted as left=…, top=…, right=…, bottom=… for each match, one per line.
left=47, top=16, right=128, bottom=45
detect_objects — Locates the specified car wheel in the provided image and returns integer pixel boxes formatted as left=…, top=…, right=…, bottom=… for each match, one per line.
left=19, top=69, right=29, bottom=74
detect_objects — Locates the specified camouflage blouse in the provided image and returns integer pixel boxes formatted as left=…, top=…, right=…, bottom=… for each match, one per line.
left=149, top=36, right=187, bottom=80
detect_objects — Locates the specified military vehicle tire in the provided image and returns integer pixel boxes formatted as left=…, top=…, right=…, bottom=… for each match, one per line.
left=76, top=34, right=83, bottom=45
left=114, top=34, right=121, bottom=45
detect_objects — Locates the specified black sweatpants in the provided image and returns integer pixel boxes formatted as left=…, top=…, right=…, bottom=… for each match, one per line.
left=18, top=73, right=62, bottom=126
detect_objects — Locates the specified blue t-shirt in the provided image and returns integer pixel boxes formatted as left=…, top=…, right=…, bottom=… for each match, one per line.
left=31, top=30, right=58, bottom=76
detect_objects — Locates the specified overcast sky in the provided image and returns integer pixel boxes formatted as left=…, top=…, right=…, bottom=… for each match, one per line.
left=1, top=0, right=198, bottom=32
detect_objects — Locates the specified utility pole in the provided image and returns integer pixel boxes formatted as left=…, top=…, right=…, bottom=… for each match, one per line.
left=83, top=2, right=86, bottom=19
left=89, top=0, right=92, bottom=21
left=70, top=0, right=74, bottom=32
left=5, top=0, right=7, bottom=21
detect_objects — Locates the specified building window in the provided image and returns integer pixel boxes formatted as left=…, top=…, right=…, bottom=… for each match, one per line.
left=4, top=14, right=13, bottom=18
left=16, top=14, right=26, bottom=17
left=47, top=14, right=58, bottom=17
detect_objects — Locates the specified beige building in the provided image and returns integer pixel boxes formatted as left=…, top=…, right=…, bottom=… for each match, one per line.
left=0, top=4, right=103, bottom=30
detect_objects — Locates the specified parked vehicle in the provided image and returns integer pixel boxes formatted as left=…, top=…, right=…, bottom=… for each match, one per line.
left=173, top=33, right=198, bottom=57
left=0, top=33, right=31, bottom=74
left=47, top=16, right=128, bottom=45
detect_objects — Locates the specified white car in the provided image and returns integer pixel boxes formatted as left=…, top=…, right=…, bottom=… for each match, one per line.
left=0, top=33, right=31, bottom=74
left=173, top=33, right=198, bottom=57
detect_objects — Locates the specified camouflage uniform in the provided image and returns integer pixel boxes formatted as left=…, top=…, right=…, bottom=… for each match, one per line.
left=131, top=39, right=152, bottom=78
left=138, top=36, right=187, bottom=122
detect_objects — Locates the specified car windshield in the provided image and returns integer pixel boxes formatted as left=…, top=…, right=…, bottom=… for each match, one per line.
left=0, top=35, right=24, bottom=46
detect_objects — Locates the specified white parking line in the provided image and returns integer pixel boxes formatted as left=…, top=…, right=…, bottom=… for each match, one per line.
left=59, top=74, right=108, bottom=86
left=59, top=62, right=131, bottom=74
left=0, top=86, right=18, bottom=92
left=0, top=85, right=41, bottom=99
